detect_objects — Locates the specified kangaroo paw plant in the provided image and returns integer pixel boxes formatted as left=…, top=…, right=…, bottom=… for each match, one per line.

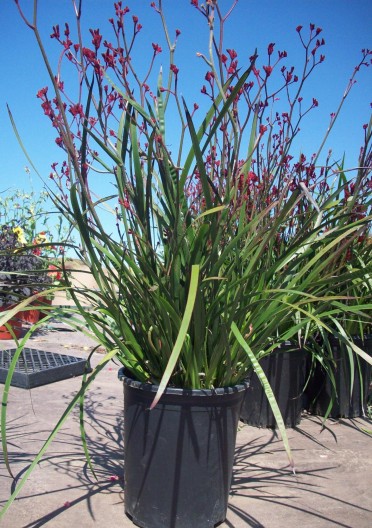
left=1, top=0, right=371, bottom=524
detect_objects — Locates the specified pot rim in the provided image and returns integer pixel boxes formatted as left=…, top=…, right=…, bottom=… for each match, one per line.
left=118, top=368, right=249, bottom=396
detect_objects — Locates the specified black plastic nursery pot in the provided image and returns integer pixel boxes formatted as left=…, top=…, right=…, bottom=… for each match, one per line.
left=119, top=369, right=248, bottom=528
left=240, top=346, right=308, bottom=428
left=306, top=335, right=372, bottom=419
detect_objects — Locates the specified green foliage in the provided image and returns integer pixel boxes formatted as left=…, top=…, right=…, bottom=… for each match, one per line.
left=1, top=185, right=46, bottom=236
left=55, top=83, right=371, bottom=390
left=9, top=0, right=368, bottom=390
left=1, top=1, right=371, bottom=517
left=0, top=181, right=74, bottom=260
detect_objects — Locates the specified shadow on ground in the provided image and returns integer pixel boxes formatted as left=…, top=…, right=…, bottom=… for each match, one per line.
left=1, top=345, right=371, bottom=527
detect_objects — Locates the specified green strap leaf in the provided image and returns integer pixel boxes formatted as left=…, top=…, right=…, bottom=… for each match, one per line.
left=231, top=322, right=295, bottom=473
left=149, top=264, right=200, bottom=409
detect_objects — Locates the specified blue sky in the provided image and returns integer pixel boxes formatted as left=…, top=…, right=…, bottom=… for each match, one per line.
left=0, top=0, right=371, bottom=223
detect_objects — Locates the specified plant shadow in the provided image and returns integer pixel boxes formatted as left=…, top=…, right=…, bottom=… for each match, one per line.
left=225, top=416, right=372, bottom=527
left=0, top=386, right=124, bottom=527
left=1, top=390, right=371, bottom=528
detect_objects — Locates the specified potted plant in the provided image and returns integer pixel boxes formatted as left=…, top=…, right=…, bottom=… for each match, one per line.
left=240, top=342, right=308, bottom=428
left=2, top=1, right=371, bottom=526
left=241, top=158, right=372, bottom=426
left=0, top=184, right=73, bottom=325
left=306, top=195, right=372, bottom=418
left=0, top=223, right=24, bottom=337
left=0, top=182, right=73, bottom=263
left=0, top=224, right=54, bottom=336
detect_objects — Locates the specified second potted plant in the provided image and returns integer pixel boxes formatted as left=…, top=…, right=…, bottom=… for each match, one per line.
left=0, top=224, right=53, bottom=337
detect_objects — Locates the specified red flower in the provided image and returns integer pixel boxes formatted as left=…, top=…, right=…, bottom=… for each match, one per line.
left=119, top=197, right=130, bottom=209
left=69, top=103, right=84, bottom=118
left=205, top=71, right=214, bottom=82
left=89, top=28, right=102, bottom=50
left=103, top=50, right=115, bottom=68
left=41, top=100, right=54, bottom=118
left=50, top=25, right=60, bottom=39
left=248, top=171, right=258, bottom=183
left=37, top=87, right=48, bottom=100
left=267, top=43, right=275, bottom=56
left=259, top=124, right=267, bottom=135
left=228, top=61, right=238, bottom=74
left=170, top=64, right=179, bottom=75
left=152, top=43, right=162, bottom=54
left=48, top=265, right=62, bottom=282
left=227, top=48, right=237, bottom=60
left=82, top=47, right=96, bottom=62
left=263, top=65, right=273, bottom=77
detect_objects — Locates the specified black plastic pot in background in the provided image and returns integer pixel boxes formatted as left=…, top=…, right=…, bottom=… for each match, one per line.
left=119, top=369, right=248, bottom=528
left=306, top=335, right=372, bottom=419
left=240, top=346, right=308, bottom=428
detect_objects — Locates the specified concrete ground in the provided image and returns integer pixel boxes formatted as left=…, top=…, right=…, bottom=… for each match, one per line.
left=0, top=320, right=371, bottom=528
